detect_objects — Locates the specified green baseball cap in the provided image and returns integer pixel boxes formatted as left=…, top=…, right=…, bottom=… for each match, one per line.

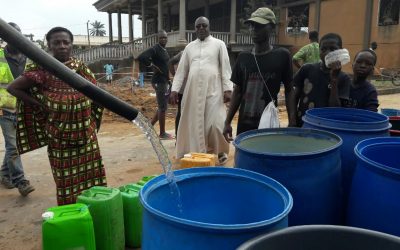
left=245, top=7, right=276, bottom=25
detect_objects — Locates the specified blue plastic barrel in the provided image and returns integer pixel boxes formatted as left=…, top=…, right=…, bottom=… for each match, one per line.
left=139, top=167, right=293, bottom=250
left=237, top=225, right=400, bottom=250
left=347, top=137, right=400, bottom=236
left=302, top=108, right=391, bottom=200
left=233, top=128, right=342, bottom=226
left=381, top=108, right=400, bottom=117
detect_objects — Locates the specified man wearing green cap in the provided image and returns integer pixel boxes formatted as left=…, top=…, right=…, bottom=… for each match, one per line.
left=223, top=7, right=293, bottom=141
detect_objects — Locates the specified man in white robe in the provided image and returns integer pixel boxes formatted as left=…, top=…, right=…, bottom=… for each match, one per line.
left=170, top=16, right=233, bottom=164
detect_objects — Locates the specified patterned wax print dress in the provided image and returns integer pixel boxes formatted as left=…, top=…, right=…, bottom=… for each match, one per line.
left=16, top=58, right=106, bottom=205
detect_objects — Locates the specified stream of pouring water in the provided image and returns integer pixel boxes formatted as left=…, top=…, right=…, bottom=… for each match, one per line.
left=133, top=112, right=183, bottom=213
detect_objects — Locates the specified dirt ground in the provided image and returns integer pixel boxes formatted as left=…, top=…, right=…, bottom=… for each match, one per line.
left=0, top=83, right=399, bottom=250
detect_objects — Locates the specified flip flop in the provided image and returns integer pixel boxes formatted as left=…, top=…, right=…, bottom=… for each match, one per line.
left=159, top=133, right=175, bottom=140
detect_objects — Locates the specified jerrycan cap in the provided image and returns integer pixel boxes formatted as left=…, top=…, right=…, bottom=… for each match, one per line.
left=42, top=211, right=54, bottom=220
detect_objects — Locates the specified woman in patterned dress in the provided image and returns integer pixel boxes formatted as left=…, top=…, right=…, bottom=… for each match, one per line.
left=7, top=27, right=107, bottom=205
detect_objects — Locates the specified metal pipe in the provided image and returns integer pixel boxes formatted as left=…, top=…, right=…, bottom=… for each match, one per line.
left=86, top=20, right=91, bottom=48
left=0, top=18, right=138, bottom=121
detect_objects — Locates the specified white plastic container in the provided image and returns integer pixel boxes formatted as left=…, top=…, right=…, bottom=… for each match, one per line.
left=325, top=49, right=350, bottom=67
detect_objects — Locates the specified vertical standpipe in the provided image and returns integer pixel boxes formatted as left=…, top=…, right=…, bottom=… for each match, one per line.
left=0, top=18, right=138, bottom=121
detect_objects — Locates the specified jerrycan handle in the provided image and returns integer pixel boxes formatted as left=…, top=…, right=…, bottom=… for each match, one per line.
left=60, top=210, right=81, bottom=217
left=87, top=187, right=114, bottom=198
left=59, top=205, right=90, bottom=217
left=93, top=191, right=112, bottom=198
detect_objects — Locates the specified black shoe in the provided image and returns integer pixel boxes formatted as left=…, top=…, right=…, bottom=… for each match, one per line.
left=17, top=180, right=35, bottom=196
left=218, top=153, right=228, bottom=165
left=0, top=177, right=15, bottom=189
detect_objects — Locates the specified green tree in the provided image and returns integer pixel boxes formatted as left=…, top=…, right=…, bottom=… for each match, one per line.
left=90, top=21, right=106, bottom=36
left=35, top=39, right=46, bottom=50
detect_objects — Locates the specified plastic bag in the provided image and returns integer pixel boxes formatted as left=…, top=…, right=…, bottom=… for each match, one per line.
left=258, top=101, right=280, bottom=129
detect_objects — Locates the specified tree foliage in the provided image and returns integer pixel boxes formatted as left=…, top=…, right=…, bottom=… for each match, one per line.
left=90, top=21, right=106, bottom=36
left=35, top=39, right=46, bottom=49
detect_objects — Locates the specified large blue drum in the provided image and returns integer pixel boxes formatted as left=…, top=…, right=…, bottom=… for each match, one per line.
left=347, top=137, right=400, bottom=236
left=140, top=167, right=292, bottom=250
left=238, top=225, right=400, bottom=250
left=233, top=128, right=342, bottom=226
left=302, top=108, right=391, bottom=199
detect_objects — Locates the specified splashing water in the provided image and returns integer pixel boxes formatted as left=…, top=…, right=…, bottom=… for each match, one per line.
left=133, top=112, right=183, bottom=213
left=133, top=112, right=173, bottom=180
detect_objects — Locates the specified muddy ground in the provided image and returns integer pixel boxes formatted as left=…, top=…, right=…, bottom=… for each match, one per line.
left=0, top=83, right=399, bottom=250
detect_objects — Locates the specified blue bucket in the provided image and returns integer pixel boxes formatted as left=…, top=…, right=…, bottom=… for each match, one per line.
left=233, top=128, right=342, bottom=226
left=302, top=108, right=391, bottom=200
left=347, top=137, right=400, bottom=236
left=139, top=167, right=292, bottom=250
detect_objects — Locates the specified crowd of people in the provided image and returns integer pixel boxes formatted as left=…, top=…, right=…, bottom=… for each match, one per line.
left=166, top=8, right=378, bottom=164
left=0, top=6, right=379, bottom=204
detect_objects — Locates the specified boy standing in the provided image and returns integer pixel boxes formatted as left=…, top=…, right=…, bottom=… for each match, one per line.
left=138, top=30, right=173, bottom=139
left=288, top=33, right=351, bottom=127
left=104, top=63, right=114, bottom=84
left=223, top=7, right=293, bottom=140
left=344, top=49, right=379, bottom=112
left=293, top=31, right=320, bottom=69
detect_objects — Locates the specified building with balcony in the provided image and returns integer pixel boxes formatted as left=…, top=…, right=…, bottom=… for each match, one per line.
left=76, top=0, right=399, bottom=72
left=76, top=0, right=269, bottom=65
left=73, top=35, right=130, bottom=49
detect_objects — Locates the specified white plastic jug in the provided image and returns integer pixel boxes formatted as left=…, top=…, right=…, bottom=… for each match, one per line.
left=325, top=49, right=350, bottom=68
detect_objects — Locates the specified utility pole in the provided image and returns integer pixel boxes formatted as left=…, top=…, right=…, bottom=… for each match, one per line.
left=86, top=20, right=91, bottom=48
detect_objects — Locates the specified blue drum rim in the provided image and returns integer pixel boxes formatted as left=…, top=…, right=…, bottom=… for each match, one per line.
left=237, top=225, right=400, bottom=249
left=303, top=107, right=391, bottom=132
left=355, top=137, right=400, bottom=175
left=381, top=108, right=400, bottom=116
left=139, top=167, right=293, bottom=232
left=233, top=127, right=342, bottom=157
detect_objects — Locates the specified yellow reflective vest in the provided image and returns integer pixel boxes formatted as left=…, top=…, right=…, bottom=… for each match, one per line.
left=0, top=48, right=18, bottom=110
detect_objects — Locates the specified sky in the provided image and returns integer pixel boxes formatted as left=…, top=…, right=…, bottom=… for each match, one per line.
left=1, top=0, right=142, bottom=41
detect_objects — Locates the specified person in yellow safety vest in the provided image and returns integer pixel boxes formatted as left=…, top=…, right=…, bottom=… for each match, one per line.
left=0, top=22, right=34, bottom=196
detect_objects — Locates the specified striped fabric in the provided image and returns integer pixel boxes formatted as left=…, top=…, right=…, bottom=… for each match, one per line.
left=16, top=58, right=106, bottom=205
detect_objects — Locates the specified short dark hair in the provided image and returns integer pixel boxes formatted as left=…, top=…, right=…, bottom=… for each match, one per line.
left=46, top=27, right=74, bottom=44
left=320, top=33, right=342, bottom=48
left=157, top=30, right=167, bottom=37
left=354, top=49, right=377, bottom=65
left=309, top=31, right=318, bottom=41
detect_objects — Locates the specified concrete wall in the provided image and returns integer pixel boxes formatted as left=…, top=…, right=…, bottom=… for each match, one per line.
left=278, top=2, right=317, bottom=55
left=319, top=0, right=366, bottom=72
left=370, top=0, right=400, bottom=69
left=89, top=58, right=134, bottom=82
left=74, top=35, right=130, bottom=47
